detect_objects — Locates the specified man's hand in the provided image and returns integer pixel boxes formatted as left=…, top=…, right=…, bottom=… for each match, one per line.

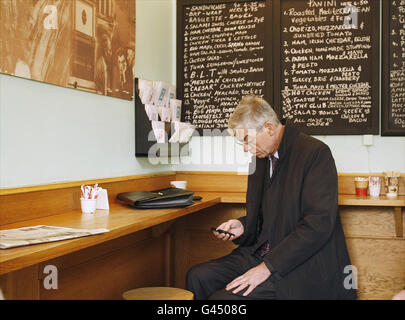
left=226, top=262, right=271, bottom=297
left=212, top=219, right=244, bottom=241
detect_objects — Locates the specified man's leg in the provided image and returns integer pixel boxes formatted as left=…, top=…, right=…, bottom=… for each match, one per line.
left=186, top=247, right=255, bottom=300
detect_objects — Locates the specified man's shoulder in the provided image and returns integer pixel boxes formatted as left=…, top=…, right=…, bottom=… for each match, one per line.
left=290, top=131, right=333, bottom=165
left=296, top=131, right=330, bottom=153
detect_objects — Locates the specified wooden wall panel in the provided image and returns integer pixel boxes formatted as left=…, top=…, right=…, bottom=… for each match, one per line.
left=340, top=207, right=400, bottom=238
left=346, top=238, right=405, bottom=300
left=172, top=204, right=241, bottom=289
left=0, top=172, right=175, bottom=226
left=39, top=235, right=166, bottom=300
left=0, top=274, right=7, bottom=299
left=172, top=218, right=190, bottom=289
left=186, top=203, right=246, bottom=231
left=37, top=230, right=153, bottom=277
left=188, top=231, right=236, bottom=268
left=2, top=227, right=169, bottom=300
left=175, top=172, right=248, bottom=193
left=4, top=265, right=40, bottom=300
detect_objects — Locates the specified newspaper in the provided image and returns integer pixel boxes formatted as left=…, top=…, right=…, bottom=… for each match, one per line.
left=0, top=225, right=110, bottom=249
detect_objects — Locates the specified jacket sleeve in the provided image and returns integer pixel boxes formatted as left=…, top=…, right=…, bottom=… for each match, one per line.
left=233, top=155, right=263, bottom=246
left=232, top=216, right=247, bottom=245
left=263, top=146, right=339, bottom=278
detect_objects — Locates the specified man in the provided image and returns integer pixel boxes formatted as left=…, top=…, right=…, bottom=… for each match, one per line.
left=112, top=47, right=133, bottom=98
left=186, top=95, right=357, bottom=300
left=95, top=33, right=112, bottom=95
left=117, top=50, right=128, bottom=89
left=126, top=48, right=135, bottom=81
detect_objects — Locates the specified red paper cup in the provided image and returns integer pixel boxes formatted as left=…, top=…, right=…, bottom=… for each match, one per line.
left=355, top=187, right=368, bottom=198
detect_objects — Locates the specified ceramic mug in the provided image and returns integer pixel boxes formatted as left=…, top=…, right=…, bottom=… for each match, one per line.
left=170, top=180, right=187, bottom=189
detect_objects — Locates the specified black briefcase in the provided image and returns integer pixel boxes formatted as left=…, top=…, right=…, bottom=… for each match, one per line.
left=117, top=187, right=194, bottom=209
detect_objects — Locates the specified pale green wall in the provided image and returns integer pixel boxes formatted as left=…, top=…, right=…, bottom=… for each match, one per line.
left=0, top=0, right=404, bottom=189
left=174, top=134, right=405, bottom=173
left=0, top=0, right=175, bottom=188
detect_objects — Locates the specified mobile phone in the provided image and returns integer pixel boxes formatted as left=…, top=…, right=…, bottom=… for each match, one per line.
left=211, top=227, right=235, bottom=237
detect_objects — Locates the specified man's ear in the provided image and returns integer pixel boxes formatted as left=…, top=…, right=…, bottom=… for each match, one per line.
left=263, top=121, right=275, bottom=136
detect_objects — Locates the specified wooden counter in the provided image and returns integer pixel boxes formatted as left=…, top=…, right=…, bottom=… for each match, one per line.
left=2, top=192, right=403, bottom=276
left=0, top=192, right=223, bottom=276
left=0, top=172, right=404, bottom=300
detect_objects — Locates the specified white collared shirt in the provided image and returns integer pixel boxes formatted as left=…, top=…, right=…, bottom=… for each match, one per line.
left=269, top=151, right=279, bottom=178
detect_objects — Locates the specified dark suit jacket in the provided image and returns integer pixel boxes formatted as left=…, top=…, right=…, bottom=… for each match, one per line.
left=233, top=121, right=357, bottom=300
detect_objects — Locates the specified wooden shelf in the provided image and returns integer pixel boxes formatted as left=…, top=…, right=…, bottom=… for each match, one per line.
left=199, top=192, right=405, bottom=207
left=338, top=194, right=405, bottom=207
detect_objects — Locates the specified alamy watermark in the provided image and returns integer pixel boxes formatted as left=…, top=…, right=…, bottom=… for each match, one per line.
left=146, top=128, right=257, bottom=175
left=43, top=5, right=58, bottom=30
left=343, top=265, right=358, bottom=290
left=43, top=265, right=58, bottom=290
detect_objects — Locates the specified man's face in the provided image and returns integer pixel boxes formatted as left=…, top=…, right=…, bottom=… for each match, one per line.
left=235, top=122, right=277, bottom=158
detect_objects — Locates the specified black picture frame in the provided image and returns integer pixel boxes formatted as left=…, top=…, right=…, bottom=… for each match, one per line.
left=381, top=0, right=405, bottom=136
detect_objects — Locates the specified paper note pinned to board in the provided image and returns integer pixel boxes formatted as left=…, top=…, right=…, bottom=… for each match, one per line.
left=152, top=120, right=166, bottom=143
left=145, top=104, right=159, bottom=121
left=159, top=106, right=171, bottom=122
left=152, top=81, right=170, bottom=107
left=138, top=79, right=154, bottom=104
left=169, top=121, right=195, bottom=143
left=170, top=99, right=182, bottom=122
left=167, top=85, right=176, bottom=105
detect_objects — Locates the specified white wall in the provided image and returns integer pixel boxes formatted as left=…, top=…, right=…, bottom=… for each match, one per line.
left=0, top=0, right=176, bottom=188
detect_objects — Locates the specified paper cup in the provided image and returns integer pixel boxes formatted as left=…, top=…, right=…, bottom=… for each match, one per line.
left=81, top=198, right=97, bottom=214
left=386, top=177, right=399, bottom=197
left=368, top=176, right=381, bottom=197
left=170, top=180, right=187, bottom=189
left=354, top=177, right=368, bottom=198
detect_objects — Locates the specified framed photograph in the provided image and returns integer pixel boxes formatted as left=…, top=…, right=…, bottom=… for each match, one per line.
left=75, top=0, right=95, bottom=38
left=0, top=0, right=135, bottom=101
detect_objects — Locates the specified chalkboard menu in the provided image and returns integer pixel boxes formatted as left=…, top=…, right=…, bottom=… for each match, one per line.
left=382, top=0, right=405, bottom=136
left=273, top=0, right=380, bottom=135
left=177, top=0, right=272, bottom=133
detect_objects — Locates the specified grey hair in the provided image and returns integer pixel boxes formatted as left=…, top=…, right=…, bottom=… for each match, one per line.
left=227, top=95, right=280, bottom=136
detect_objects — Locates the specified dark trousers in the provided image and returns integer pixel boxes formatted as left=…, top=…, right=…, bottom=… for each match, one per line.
left=186, top=246, right=277, bottom=300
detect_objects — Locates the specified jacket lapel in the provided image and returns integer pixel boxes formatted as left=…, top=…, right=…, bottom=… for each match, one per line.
left=243, top=156, right=267, bottom=246
left=242, top=121, right=300, bottom=246
left=266, top=121, right=299, bottom=187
